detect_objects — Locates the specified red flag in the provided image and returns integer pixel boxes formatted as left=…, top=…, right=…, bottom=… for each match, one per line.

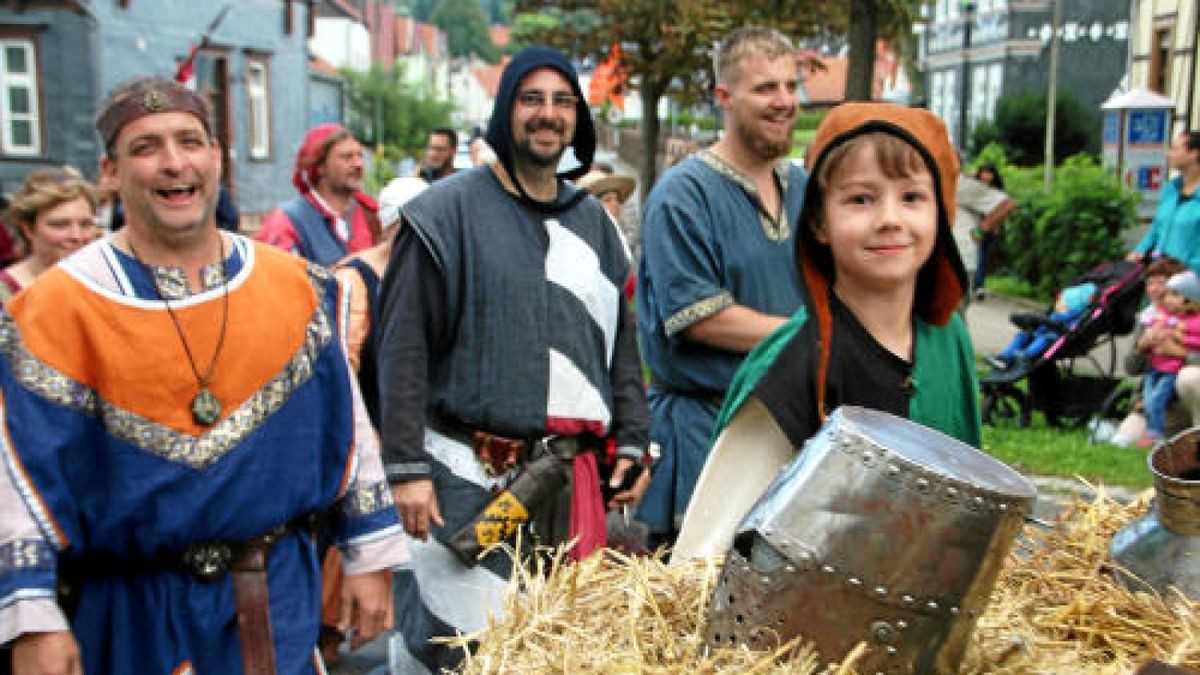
left=588, top=44, right=627, bottom=111
left=175, top=45, right=198, bottom=90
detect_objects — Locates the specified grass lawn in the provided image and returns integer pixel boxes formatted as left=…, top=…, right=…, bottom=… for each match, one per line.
left=981, top=416, right=1154, bottom=488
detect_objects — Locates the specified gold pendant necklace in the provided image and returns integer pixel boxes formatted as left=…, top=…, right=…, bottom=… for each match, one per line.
left=127, top=235, right=230, bottom=426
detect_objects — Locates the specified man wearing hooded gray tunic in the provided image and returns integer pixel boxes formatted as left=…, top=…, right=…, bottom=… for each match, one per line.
left=375, top=46, right=651, bottom=672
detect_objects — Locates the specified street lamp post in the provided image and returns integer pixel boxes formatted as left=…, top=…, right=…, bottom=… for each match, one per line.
left=1043, top=0, right=1063, bottom=190
left=960, top=1, right=976, bottom=151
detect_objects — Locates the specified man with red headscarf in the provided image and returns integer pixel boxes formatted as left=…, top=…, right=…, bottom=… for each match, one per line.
left=256, top=123, right=379, bottom=266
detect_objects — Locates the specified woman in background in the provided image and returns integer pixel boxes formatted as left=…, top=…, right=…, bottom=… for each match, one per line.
left=1, top=166, right=99, bottom=304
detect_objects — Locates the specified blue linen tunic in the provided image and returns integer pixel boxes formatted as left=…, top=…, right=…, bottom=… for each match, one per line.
left=635, top=151, right=807, bottom=533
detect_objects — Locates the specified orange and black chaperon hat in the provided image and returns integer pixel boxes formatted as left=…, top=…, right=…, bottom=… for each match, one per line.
left=796, top=102, right=968, bottom=325
left=794, top=103, right=969, bottom=417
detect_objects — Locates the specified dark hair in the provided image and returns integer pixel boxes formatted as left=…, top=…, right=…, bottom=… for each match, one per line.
left=430, top=128, right=457, bottom=149
left=974, top=162, right=1005, bottom=190
left=1146, top=256, right=1187, bottom=279
left=1184, top=131, right=1200, bottom=153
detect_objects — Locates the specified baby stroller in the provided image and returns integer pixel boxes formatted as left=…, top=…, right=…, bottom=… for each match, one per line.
left=980, top=259, right=1146, bottom=429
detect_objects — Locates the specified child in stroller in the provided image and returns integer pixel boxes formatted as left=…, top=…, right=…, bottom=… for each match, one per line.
left=981, top=259, right=1146, bottom=428
left=987, top=281, right=1097, bottom=372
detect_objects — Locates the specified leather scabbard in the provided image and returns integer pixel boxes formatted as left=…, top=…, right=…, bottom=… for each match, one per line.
left=233, top=544, right=277, bottom=675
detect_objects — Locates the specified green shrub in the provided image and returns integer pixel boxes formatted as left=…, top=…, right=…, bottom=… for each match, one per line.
left=991, top=154, right=1139, bottom=300
left=794, top=109, right=826, bottom=130
left=674, top=110, right=718, bottom=131
left=970, top=90, right=1098, bottom=166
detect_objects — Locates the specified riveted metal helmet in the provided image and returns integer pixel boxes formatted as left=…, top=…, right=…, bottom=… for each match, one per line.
left=1111, top=429, right=1200, bottom=599
left=706, top=406, right=1037, bottom=674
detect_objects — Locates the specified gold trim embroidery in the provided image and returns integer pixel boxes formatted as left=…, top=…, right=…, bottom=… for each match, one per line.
left=664, top=291, right=734, bottom=337
left=0, top=267, right=336, bottom=470
left=0, top=539, right=54, bottom=572
left=697, top=150, right=793, bottom=243
left=341, top=481, right=395, bottom=517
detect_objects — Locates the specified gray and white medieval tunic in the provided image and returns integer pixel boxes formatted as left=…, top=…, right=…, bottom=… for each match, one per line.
left=375, top=166, right=649, bottom=673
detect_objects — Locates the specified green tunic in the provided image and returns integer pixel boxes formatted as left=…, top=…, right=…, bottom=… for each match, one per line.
left=716, top=301, right=981, bottom=448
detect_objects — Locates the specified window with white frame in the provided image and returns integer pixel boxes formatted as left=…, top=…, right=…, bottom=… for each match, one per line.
left=986, top=63, right=1002, bottom=121
left=0, top=38, right=40, bottom=156
left=246, top=59, right=271, bottom=160
left=929, top=71, right=944, bottom=121
left=969, top=64, right=989, bottom=130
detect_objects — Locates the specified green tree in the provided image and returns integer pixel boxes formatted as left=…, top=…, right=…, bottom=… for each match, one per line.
left=479, top=0, right=512, bottom=24
left=432, top=0, right=500, bottom=61
left=970, top=90, right=1099, bottom=166
left=513, top=0, right=845, bottom=198
left=341, top=64, right=456, bottom=161
left=511, top=10, right=560, bottom=52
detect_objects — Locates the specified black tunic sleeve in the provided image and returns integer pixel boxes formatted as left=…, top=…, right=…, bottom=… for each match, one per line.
left=609, top=298, right=650, bottom=459
left=376, top=225, right=448, bottom=483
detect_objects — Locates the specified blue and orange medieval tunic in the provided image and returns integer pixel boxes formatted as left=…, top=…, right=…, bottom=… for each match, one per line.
left=0, top=235, right=408, bottom=673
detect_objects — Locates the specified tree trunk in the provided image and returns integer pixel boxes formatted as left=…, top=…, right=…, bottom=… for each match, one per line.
left=845, top=0, right=877, bottom=102
left=638, top=76, right=666, bottom=202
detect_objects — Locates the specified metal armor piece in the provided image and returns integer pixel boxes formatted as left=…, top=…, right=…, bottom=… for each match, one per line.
left=706, top=406, right=1037, bottom=674
left=1111, top=429, right=1200, bottom=599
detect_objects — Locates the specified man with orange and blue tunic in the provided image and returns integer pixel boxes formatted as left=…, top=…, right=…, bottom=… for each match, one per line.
left=0, top=77, right=407, bottom=674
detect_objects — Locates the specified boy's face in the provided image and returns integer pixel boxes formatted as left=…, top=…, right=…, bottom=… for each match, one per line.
left=814, top=143, right=938, bottom=294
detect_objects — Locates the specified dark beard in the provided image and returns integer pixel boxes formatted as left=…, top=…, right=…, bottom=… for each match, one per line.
left=515, top=116, right=568, bottom=168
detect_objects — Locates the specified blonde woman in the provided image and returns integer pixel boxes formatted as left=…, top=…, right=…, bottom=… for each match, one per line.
left=1, top=167, right=99, bottom=303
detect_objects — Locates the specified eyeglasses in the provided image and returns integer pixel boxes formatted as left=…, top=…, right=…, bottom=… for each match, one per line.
left=516, top=90, right=579, bottom=110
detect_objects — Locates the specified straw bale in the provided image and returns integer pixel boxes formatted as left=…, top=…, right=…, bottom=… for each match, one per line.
left=451, top=488, right=1198, bottom=674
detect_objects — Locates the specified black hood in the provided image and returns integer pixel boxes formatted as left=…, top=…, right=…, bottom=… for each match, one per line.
left=485, top=46, right=595, bottom=212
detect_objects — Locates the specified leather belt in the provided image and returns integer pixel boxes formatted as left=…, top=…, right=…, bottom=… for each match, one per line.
left=233, top=542, right=276, bottom=675
left=430, top=415, right=599, bottom=476
left=64, top=512, right=323, bottom=675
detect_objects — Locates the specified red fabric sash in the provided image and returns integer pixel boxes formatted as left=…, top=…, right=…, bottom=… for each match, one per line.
left=569, top=451, right=607, bottom=560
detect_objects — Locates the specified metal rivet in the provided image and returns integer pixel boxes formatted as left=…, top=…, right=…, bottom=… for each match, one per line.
left=902, top=594, right=915, bottom=605
left=822, top=565, right=836, bottom=574
left=847, top=577, right=863, bottom=587
left=974, top=496, right=986, bottom=506
left=927, top=601, right=940, bottom=611
left=874, top=586, right=888, bottom=597
left=886, top=646, right=898, bottom=655
left=785, top=565, right=797, bottom=574
left=999, top=502, right=1009, bottom=511
left=870, top=621, right=896, bottom=644
left=950, top=606, right=960, bottom=615
left=887, top=464, right=902, bottom=477
left=916, top=478, right=930, bottom=491
left=896, top=620, right=909, bottom=630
